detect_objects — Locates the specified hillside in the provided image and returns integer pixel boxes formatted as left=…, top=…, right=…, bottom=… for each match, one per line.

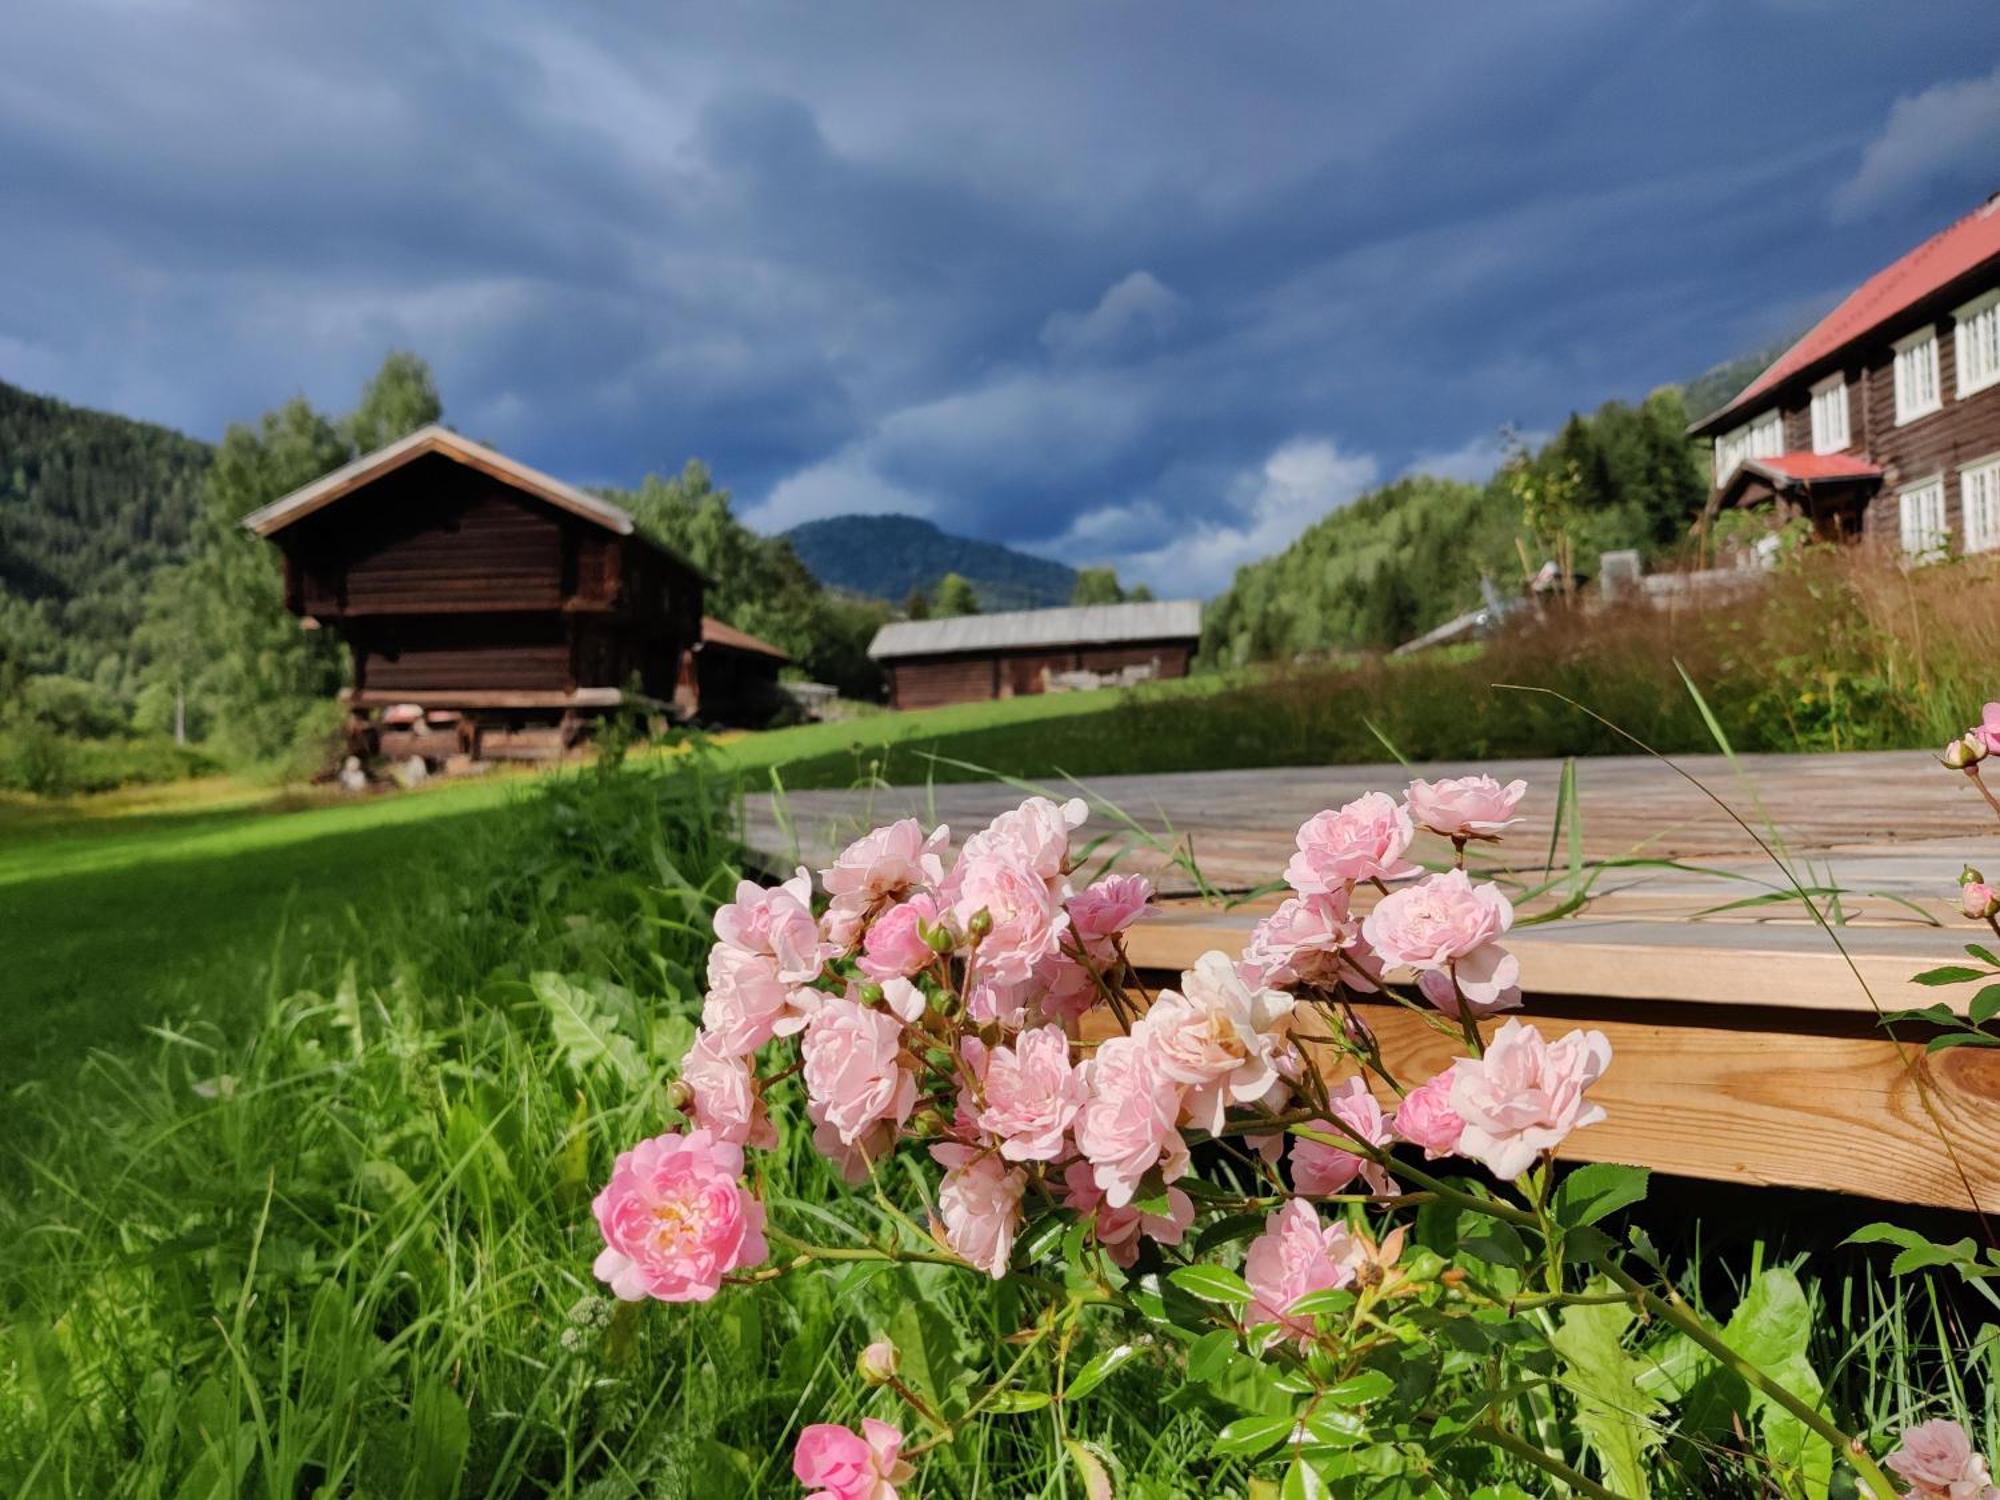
left=782, top=512, right=1076, bottom=610
left=0, top=379, right=212, bottom=686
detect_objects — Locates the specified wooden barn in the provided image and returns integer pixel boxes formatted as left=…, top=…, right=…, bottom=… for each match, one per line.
left=868, top=600, right=1202, bottom=710
left=242, top=425, right=706, bottom=760
left=682, top=616, right=792, bottom=727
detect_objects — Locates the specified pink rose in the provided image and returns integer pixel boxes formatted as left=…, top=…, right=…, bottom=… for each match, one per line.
left=857, top=893, right=943, bottom=981
left=976, top=1025, right=1087, bottom=1161
left=702, top=944, right=809, bottom=1056
left=930, top=1142, right=1026, bottom=1278
left=806, top=1099, right=892, bottom=1185
left=821, top=820, right=948, bottom=945
left=679, top=1029, right=777, bottom=1149
left=1962, top=882, right=2000, bottom=922
left=1291, top=1077, right=1396, bottom=1197
left=1060, top=1160, right=1193, bottom=1267
left=793, top=1418, right=914, bottom=1500
left=1069, top=873, right=1156, bottom=953
left=591, top=1130, right=767, bottom=1302
left=1361, top=868, right=1521, bottom=1016
left=801, top=995, right=917, bottom=1147
left=1886, top=1419, right=2000, bottom=1500
left=1448, top=1018, right=1612, bottom=1179
left=952, top=846, right=1068, bottom=986
left=1032, top=954, right=1100, bottom=1028
left=714, top=870, right=828, bottom=984
left=1404, top=774, right=1527, bottom=841
left=1285, top=792, right=1423, bottom=894
left=954, top=796, right=1087, bottom=885
left=1243, top=1198, right=1358, bottom=1348
left=1392, top=1070, right=1465, bottom=1159
left=1243, top=890, right=1374, bottom=990
left=1074, top=1033, right=1189, bottom=1208
left=1136, top=951, right=1296, bottom=1134
left=1972, top=703, right=2000, bottom=758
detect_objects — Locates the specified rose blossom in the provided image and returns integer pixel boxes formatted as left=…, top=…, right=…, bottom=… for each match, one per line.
left=679, top=1029, right=776, bottom=1149
left=1962, top=881, right=2000, bottom=922
left=591, top=1130, right=767, bottom=1303
left=807, top=1099, right=892, bottom=1185
left=1291, top=1077, right=1397, bottom=1197
left=793, top=1418, right=914, bottom=1500
left=1069, top=873, right=1156, bottom=954
left=1075, top=1033, right=1189, bottom=1207
left=857, top=893, right=943, bottom=981
left=1449, top=1018, right=1612, bottom=1179
left=702, top=943, right=809, bottom=1056
left=1032, top=954, right=1099, bottom=1028
left=1136, top=951, right=1297, bottom=1134
left=1285, top=792, right=1423, bottom=893
left=821, top=819, right=948, bottom=913
left=1971, top=703, right=2000, bottom=758
left=1243, top=890, right=1376, bottom=990
left=976, top=1025, right=1087, bottom=1161
left=1392, top=1069, right=1466, bottom=1159
left=714, top=870, right=828, bottom=983
left=952, top=845, right=1069, bottom=986
left=1361, top=868, right=1521, bottom=1016
left=954, top=796, right=1088, bottom=885
left=1060, top=1160, right=1193, bottom=1267
left=1405, top=774, right=1527, bottom=841
left=1885, top=1419, right=2000, bottom=1500
left=801, top=995, right=917, bottom=1146
left=1244, top=1198, right=1358, bottom=1347
left=930, top=1142, right=1027, bottom=1278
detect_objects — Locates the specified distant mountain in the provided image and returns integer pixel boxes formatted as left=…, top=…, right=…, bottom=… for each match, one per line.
left=781, top=513, right=1077, bottom=611
left=0, top=378, right=212, bottom=683
left=1680, top=334, right=1800, bottom=422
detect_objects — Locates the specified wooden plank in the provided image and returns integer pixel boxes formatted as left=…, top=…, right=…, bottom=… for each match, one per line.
left=343, top=687, right=626, bottom=709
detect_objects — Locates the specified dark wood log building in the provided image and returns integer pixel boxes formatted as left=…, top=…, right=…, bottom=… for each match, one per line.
left=868, top=600, right=1202, bottom=710
left=681, top=616, right=792, bottom=727
left=1692, top=194, right=2000, bottom=553
left=243, top=425, right=705, bottom=758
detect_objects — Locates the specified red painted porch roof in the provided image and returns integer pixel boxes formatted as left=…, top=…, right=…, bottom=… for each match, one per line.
left=1747, top=452, right=1884, bottom=483
left=1696, top=196, right=2000, bottom=432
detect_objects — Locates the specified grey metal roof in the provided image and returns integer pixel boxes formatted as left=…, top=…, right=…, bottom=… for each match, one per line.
left=868, top=599, right=1203, bottom=660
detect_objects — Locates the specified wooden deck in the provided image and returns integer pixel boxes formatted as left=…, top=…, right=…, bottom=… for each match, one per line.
left=743, top=751, right=2000, bottom=1213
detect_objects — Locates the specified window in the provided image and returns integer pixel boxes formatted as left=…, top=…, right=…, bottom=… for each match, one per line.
left=1714, top=410, right=1784, bottom=483
left=1957, top=290, right=2000, bottom=397
left=1809, top=375, right=1849, bottom=453
left=1899, top=475, right=1948, bottom=558
left=1894, top=328, right=1942, bottom=423
left=1964, top=457, right=2000, bottom=554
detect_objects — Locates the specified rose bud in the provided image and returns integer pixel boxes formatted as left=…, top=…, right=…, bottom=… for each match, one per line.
left=858, top=1338, right=900, bottom=1386
left=1962, top=882, right=2000, bottom=921
left=1944, top=735, right=1988, bottom=769
left=1960, top=866, right=1986, bottom=888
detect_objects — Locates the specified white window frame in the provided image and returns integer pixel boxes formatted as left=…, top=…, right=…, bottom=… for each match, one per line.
left=1898, top=474, right=1948, bottom=560
left=1809, top=374, right=1849, bottom=453
left=1955, top=289, right=2000, bottom=399
left=1963, top=454, right=2000, bottom=554
left=1713, top=409, right=1784, bottom=483
left=1894, top=327, right=1942, bottom=424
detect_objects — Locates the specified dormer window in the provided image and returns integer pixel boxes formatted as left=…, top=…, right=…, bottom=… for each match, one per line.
left=1809, top=375, right=1849, bottom=453
left=1956, top=289, right=2000, bottom=398
left=1894, top=327, right=1942, bottom=424
left=1713, top=409, right=1783, bottom=484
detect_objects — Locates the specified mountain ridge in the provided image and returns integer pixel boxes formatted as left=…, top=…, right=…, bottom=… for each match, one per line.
left=781, top=512, right=1076, bottom=611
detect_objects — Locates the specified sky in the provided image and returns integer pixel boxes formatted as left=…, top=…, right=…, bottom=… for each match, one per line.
left=5, top=2, right=2000, bottom=595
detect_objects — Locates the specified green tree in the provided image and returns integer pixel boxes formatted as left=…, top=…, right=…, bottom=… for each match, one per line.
left=341, top=350, right=442, bottom=453
left=1126, top=582, right=1155, bottom=602
left=903, top=589, right=932, bottom=620
left=1070, top=567, right=1126, bottom=606
left=932, top=572, right=980, bottom=617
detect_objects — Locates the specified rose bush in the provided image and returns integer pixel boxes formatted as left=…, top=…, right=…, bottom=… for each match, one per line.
left=592, top=777, right=1972, bottom=1498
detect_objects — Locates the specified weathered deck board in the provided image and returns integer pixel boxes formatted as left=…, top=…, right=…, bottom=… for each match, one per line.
left=743, top=751, right=1998, bottom=1210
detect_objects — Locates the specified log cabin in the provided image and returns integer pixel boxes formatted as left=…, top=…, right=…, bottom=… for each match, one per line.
left=867, top=599, right=1202, bottom=710
left=1691, top=192, right=2000, bottom=553
left=242, top=425, right=706, bottom=760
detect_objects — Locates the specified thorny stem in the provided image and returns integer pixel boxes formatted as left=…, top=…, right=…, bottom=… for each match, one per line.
left=1479, top=1418, right=1637, bottom=1500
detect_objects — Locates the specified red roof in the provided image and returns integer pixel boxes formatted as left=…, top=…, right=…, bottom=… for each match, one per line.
left=1698, top=196, right=2000, bottom=431
left=701, top=615, right=790, bottom=661
left=1745, top=452, right=1883, bottom=483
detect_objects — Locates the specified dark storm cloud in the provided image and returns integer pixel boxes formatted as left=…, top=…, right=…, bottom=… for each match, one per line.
left=3, top=0, right=1999, bottom=592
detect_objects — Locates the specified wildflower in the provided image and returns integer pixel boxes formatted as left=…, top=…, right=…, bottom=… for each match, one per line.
left=801, top=995, right=917, bottom=1147
left=1285, top=792, right=1424, bottom=893
left=1291, top=1077, right=1397, bottom=1196
left=1074, top=1033, right=1188, bottom=1208
left=1448, top=1019, right=1612, bottom=1179
left=1361, top=868, right=1521, bottom=1017
left=975, top=1025, right=1087, bottom=1161
left=793, top=1419, right=915, bottom=1500
left=1392, top=1069, right=1466, bottom=1159
left=930, top=1142, right=1027, bottom=1278
left=1136, top=951, right=1296, bottom=1134
left=591, top=1130, right=768, bottom=1303
left=1405, top=774, right=1528, bottom=841
left=1885, top=1418, right=2000, bottom=1500
left=1243, top=1198, right=1357, bottom=1347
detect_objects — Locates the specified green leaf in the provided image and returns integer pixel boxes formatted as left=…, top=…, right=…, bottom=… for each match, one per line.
left=1882, top=1003, right=1963, bottom=1027
left=1211, top=1413, right=1296, bottom=1458
left=1065, top=1343, right=1141, bottom=1401
left=1551, top=1283, right=1662, bottom=1497
left=1460, top=1222, right=1529, bottom=1269
left=888, top=1289, right=972, bottom=1419
left=981, top=1389, right=1053, bottom=1413
left=1064, top=1439, right=1116, bottom=1500
left=1554, top=1163, right=1651, bottom=1227
left=1914, top=965, right=1989, bottom=987
left=1285, top=1286, right=1356, bottom=1320
left=1169, top=1263, right=1254, bottom=1306
left=1971, top=985, right=2000, bottom=1026
left=1194, top=1213, right=1268, bottom=1255
left=1283, top=1457, right=1332, bottom=1500
left=1299, top=1409, right=1369, bottom=1448
left=533, top=971, right=645, bottom=1086
left=1322, top=1369, right=1394, bottom=1406
left=1719, top=1268, right=1832, bottom=1500
left=1186, top=1329, right=1237, bottom=1382
left=1929, top=1032, right=2000, bottom=1051
left=404, top=1377, right=470, bottom=1500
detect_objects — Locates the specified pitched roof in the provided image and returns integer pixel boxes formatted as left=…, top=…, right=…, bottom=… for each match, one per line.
left=1693, top=195, right=2000, bottom=435
left=240, top=423, right=640, bottom=539
left=701, top=615, right=790, bottom=662
left=868, top=599, right=1203, bottom=660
